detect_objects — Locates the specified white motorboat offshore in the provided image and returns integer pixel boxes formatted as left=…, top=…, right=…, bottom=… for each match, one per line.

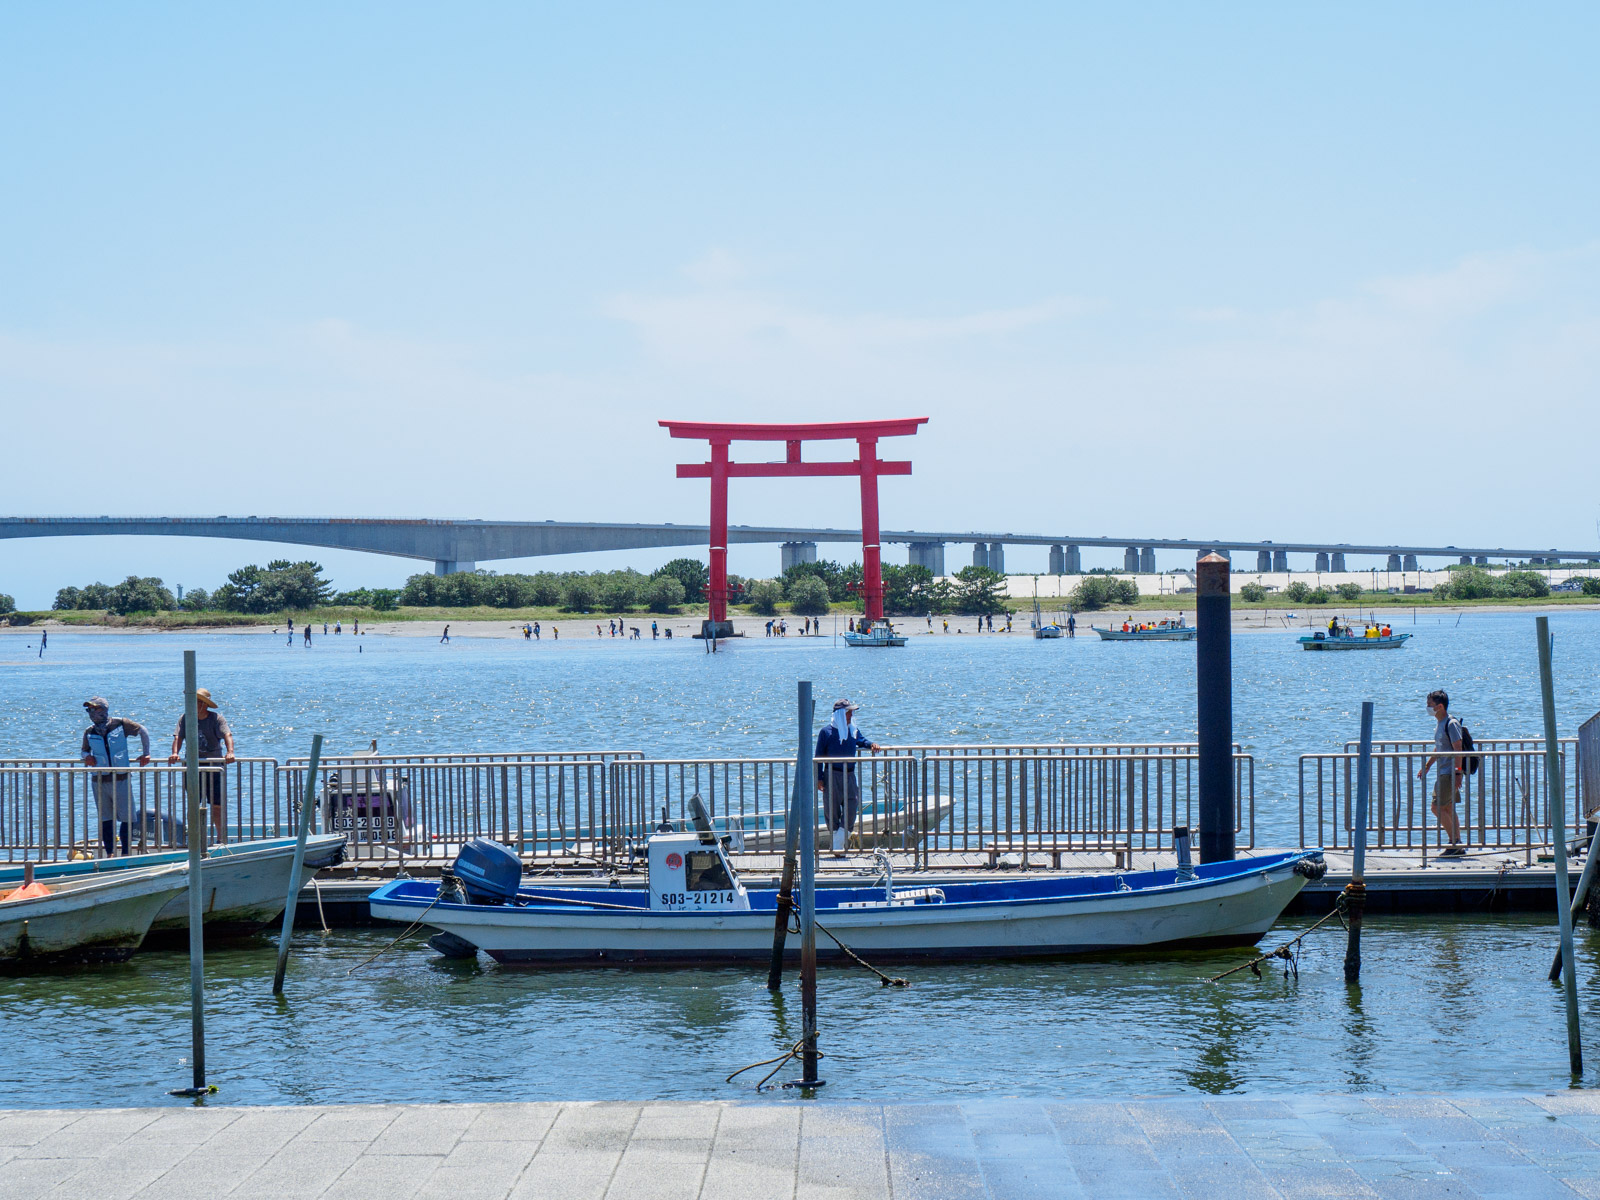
left=0, top=863, right=188, bottom=965
left=843, top=620, right=906, bottom=648
left=370, top=828, right=1327, bottom=966
left=0, top=834, right=348, bottom=938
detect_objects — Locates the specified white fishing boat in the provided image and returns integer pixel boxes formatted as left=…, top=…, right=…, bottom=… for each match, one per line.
left=0, top=834, right=348, bottom=938
left=0, top=863, right=188, bottom=965
left=843, top=620, right=906, bottom=648
left=702, top=794, right=955, bottom=853
left=370, top=830, right=1326, bottom=965
left=1091, top=621, right=1196, bottom=642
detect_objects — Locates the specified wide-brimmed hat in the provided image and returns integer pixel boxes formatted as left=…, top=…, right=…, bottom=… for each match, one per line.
left=196, top=688, right=218, bottom=711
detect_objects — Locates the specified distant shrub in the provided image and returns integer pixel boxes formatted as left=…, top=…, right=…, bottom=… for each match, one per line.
left=1070, top=575, right=1140, bottom=610
left=1336, top=582, right=1363, bottom=602
left=1306, top=586, right=1332, bottom=605
left=1283, top=581, right=1310, bottom=603
left=562, top=577, right=598, bottom=612
left=747, top=580, right=783, bottom=615
left=645, top=576, right=686, bottom=613
left=1502, top=570, right=1549, bottom=598
left=0, top=593, right=13, bottom=615
left=787, top=576, right=831, bottom=616
left=1583, top=578, right=1600, bottom=596
left=1239, top=582, right=1266, bottom=603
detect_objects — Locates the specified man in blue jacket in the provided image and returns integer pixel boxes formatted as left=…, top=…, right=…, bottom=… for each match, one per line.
left=815, top=698, right=880, bottom=855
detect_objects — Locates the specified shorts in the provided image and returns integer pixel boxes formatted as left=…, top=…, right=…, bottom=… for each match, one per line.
left=1432, top=775, right=1458, bottom=806
left=93, top=777, right=135, bottom=823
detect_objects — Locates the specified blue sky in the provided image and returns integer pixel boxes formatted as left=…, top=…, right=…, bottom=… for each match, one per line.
left=2, top=5, right=1596, bottom=607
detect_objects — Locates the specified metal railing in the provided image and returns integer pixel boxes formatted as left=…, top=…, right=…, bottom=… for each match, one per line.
left=1300, top=747, right=1575, bottom=863
left=0, top=764, right=224, bottom=862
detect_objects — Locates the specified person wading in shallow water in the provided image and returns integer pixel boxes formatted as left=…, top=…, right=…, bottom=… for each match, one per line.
left=814, top=698, right=881, bottom=857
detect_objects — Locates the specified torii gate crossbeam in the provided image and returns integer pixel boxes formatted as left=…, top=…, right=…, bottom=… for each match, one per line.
left=660, top=419, right=928, bottom=634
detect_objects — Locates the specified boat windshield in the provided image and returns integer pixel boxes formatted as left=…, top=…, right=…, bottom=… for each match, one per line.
left=686, top=851, right=734, bottom=892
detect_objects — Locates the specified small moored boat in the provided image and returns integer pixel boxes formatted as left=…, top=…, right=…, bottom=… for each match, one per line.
left=1091, top=621, right=1197, bottom=642
left=1, top=863, right=188, bottom=965
left=843, top=620, right=906, bottom=648
left=1298, top=629, right=1412, bottom=651
left=370, top=829, right=1326, bottom=965
left=0, top=834, right=348, bottom=939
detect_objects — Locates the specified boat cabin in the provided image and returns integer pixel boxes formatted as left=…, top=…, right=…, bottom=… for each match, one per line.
left=646, top=832, right=751, bottom=913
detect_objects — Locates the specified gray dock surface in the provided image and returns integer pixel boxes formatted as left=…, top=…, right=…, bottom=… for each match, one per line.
left=8, top=1093, right=1600, bottom=1199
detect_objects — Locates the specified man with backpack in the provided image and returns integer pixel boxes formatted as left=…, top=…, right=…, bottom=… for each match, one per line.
left=1417, top=689, right=1468, bottom=856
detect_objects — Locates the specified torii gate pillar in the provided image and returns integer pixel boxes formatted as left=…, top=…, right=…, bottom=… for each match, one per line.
left=661, top=419, right=928, bottom=635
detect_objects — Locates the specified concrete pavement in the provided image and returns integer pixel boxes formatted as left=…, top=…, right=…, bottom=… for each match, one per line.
left=8, top=1093, right=1600, bottom=1199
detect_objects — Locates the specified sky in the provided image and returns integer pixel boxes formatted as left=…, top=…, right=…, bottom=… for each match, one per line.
left=1, top=5, right=1597, bottom=608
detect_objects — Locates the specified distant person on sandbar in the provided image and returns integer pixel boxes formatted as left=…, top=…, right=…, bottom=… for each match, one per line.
left=1067, top=613, right=1076, bottom=637
left=38, top=629, right=46, bottom=658
left=80, top=697, right=152, bottom=857
left=815, top=698, right=881, bottom=857
left=168, top=688, right=236, bottom=845
left=440, top=625, right=450, bottom=643
left=304, top=623, right=312, bottom=647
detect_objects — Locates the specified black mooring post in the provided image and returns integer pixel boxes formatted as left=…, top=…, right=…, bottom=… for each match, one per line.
left=795, top=680, right=823, bottom=1089
left=1196, top=553, right=1235, bottom=863
left=1344, top=701, right=1373, bottom=984
left=767, top=705, right=809, bottom=991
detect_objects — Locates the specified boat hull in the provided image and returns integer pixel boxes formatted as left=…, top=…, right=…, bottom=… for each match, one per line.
left=729, top=796, right=955, bottom=853
left=371, top=851, right=1319, bottom=965
left=0, top=865, right=188, bottom=965
left=1091, top=626, right=1197, bottom=641
left=1299, top=634, right=1411, bottom=651
left=1, top=834, right=347, bottom=939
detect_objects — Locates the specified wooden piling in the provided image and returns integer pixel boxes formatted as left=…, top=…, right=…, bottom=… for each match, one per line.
left=273, top=733, right=324, bottom=995
left=1343, top=701, right=1373, bottom=984
left=1537, top=616, right=1582, bottom=1075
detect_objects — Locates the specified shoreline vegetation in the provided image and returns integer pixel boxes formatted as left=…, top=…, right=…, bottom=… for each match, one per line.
left=5, top=590, right=1599, bottom=631
left=6, top=555, right=1596, bottom=630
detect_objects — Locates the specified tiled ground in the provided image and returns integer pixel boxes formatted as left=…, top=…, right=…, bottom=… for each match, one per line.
left=6, top=1093, right=1600, bottom=1199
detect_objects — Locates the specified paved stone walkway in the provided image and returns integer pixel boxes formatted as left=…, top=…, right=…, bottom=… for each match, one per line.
left=6, top=1093, right=1600, bottom=1199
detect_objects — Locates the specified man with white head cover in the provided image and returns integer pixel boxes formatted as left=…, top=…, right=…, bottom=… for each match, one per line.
left=814, top=699, right=880, bottom=855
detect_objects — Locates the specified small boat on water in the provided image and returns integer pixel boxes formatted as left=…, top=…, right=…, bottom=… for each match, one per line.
left=1299, top=630, right=1412, bottom=651
left=1034, top=623, right=1064, bottom=639
left=680, top=793, right=955, bottom=853
left=1091, top=620, right=1197, bottom=642
left=1, top=863, right=188, bottom=965
left=843, top=620, right=906, bottom=648
left=371, top=829, right=1326, bottom=965
left=0, top=834, right=347, bottom=938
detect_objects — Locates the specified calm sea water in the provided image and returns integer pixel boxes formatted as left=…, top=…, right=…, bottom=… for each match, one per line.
left=3, top=612, right=1598, bottom=1107
left=3, top=610, right=1595, bottom=847
left=2, top=917, right=1598, bottom=1107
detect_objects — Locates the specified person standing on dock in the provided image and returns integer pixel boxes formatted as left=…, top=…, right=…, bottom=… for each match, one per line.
left=168, top=689, right=236, bottom=845
left=815, top=698, right=881, bottom=856
left=80, top=698, right=152, bottom=857
left=1418, top=690, right=1467, bottom=857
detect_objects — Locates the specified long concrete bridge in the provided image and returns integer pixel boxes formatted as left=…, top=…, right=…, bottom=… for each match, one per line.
left=1, top=516, right=1594, bottom=576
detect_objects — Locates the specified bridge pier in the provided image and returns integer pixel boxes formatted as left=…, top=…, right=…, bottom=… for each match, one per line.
left=1315, top=551, right=1329, bottom=572
left=1476, top=556, right=1488, bottom=566
left=1064, top=543, right=1082, bottom=574
left=1272, top=550, right=1289, bottom=572
left=434, top=560, right=476, bottom=575
left=1256, top=550, right=1272, bottom=572
left=1124, top=547, right=1140, bottom=573
left=909, top=541, right=945, bottom=576
left=1460, top=555, right=1472, bottom=566
left=1139, top=546, right=1156, bottom=573
left=1331, top=552, right=1346, bottom=572
left=780, top=541, right=818, bottom=572
left=989, top=543, right=1005, bottom=574
left=1387, top=554, right=1402, bottom=572
left=1403, top=554, right=1418, bottom=571
left=972, top=543, right=989, bottom=571
left=1048, top=544, right=1065, bottom=575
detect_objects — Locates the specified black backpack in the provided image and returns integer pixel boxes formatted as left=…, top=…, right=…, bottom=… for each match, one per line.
left=1455, top=718, right=1480, bottom=776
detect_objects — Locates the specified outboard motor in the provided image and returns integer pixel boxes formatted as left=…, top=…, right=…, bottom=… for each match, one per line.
left=1173, top=825, right=1196, bottom=883
left=452, top=837, right=522, bottom=905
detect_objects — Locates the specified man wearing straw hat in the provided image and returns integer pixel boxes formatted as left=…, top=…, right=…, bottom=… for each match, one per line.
left=167, top=688, right=236, bottom=845
left=79, top=697, right=153, bottom=857
left=815, top=698, right=880, bottom=856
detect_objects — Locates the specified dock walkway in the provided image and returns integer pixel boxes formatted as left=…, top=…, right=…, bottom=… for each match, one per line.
left=7, top=1093, right=1600, bottom=1199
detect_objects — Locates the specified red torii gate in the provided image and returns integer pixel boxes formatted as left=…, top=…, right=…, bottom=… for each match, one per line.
left=660, top=419, right=928, bottom=635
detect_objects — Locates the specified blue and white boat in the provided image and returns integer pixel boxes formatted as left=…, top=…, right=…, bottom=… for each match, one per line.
left=843, top=620, right=906, bottom=648
left=370, top=831, right=1326, bottom=965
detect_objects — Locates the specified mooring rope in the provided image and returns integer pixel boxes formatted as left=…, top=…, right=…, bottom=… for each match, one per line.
left=726, top=1037, right=822, bottom=1091
left=345, top=894, right=441, bottom=975
left=785, top=907, right=910, bottom=987
left=1209, top=892, right=1348, bottom=984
